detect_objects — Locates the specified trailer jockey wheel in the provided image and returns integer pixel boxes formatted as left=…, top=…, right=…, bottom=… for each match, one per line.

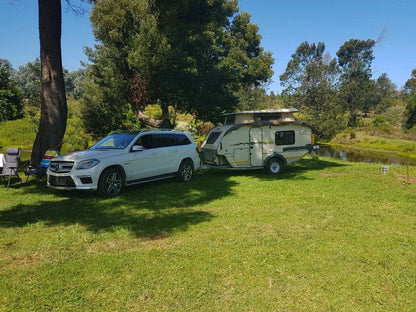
left=266, top=158, right=283, bottom=175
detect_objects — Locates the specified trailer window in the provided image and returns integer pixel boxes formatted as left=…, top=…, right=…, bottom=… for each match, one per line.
left=275, top=131, right=295, bottom=145
left=206, top=131, right=222, bottom=144
left=255, top=113, right=282, bottom=122
left=225, top=115, right=235, bottom=125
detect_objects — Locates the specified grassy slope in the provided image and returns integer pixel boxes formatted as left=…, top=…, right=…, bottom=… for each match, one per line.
left=0, top=158, right=415, bottom=311
left=328, top=130, right=416, bottom=158
left=0, top=118, right=38, bottom=160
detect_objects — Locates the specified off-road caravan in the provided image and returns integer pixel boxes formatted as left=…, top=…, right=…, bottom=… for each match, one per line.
left=201, top=108, right=315, bottom=174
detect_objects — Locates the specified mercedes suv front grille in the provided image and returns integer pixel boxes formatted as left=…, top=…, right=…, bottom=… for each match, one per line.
left=49, top=161, right=74, bottom=173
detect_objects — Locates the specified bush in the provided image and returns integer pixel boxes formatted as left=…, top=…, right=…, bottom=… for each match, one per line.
left=383, top=105, right=406, bottom=128
left=61, top=116, right=92, bottom=153
left=143, top=104, right=162, bottom=120
left=372, top=115, right=388, bottom=128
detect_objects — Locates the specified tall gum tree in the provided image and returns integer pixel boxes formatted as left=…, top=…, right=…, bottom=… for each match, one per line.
left=82, top=0, right=273, bottom=137
left=336, top=39, right=376, bottom=126
left=31, top=0, right=67, bottom=166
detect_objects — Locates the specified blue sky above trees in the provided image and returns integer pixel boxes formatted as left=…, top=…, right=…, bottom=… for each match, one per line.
left=1, top=0, right=415, bottom=92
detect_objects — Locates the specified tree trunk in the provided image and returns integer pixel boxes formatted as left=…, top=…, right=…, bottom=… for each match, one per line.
left=136, top=111, right=163, bottom=128
left=160, top=102, right=172, bottom=128
left=31, top=0, right=67, bottom=166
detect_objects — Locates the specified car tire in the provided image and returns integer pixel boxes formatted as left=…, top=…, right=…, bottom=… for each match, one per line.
left=98, top=167, right=124, bottom=197
left=177, top=159, right=194, bottom=182
left=266, top=158, right=283, bottom=175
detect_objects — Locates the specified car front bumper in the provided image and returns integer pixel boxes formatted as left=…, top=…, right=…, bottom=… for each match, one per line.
left=47, top=168, right=100, bottom=191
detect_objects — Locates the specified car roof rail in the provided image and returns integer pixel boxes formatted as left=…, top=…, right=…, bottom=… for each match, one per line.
left=141, top=128, right=178, bottom=133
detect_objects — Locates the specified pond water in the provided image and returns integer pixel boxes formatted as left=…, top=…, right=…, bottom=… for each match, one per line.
left=316, top=145, right=416, bottom=166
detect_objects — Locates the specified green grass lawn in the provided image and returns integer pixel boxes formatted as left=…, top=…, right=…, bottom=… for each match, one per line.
left=0, top=157, right=415, bottom=311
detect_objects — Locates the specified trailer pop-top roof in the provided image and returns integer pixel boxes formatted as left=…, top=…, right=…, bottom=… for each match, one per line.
left=223, top=108, right=298, bottom=125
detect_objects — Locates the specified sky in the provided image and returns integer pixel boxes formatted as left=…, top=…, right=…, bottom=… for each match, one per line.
left=0, top=0, right=415, bottom=93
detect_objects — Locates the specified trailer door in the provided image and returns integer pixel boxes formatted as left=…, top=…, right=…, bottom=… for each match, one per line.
left=249, top=127, right=263, bottom=166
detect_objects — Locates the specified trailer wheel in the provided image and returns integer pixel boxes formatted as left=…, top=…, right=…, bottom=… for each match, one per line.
left=266, top=158, right=283, bottom=175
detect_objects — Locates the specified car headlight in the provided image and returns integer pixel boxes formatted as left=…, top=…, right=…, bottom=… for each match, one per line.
left=77, top=159, right=100, bottom=170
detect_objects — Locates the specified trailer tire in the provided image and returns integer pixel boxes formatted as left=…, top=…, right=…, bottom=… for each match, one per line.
left=266, top=158, right=283, bottom=175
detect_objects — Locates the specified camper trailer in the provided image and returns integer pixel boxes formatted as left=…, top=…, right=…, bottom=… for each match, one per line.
left=201, top=108, right=315, bottom=174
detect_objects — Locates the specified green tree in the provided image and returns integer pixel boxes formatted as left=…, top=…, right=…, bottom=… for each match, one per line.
left=404, top=69, right=416, bottom=129
left=280, top=41, right=344, bottom=139
left=14, top=59, right=41, bottom=117
left=0, top=59, right=23, bottom=122
left=64, top=68, right=85, bottom=99
left=374, top=73, right=397, bottom=113
left=82, top=0, right=273, bottom=136
left=404, top=93, right=416, bottom=129
left=235, top=86, right=283, bottom=111
left=336, top=39, right=376, bottom=126
left=82, top=0, right=146, bottom=137
left=404, top=69, right=416, bottom=94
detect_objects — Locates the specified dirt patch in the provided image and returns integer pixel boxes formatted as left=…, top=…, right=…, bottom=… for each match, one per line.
left=0, top=254, right=42, bottom=272
left=397, top=175, right=416, bottom=184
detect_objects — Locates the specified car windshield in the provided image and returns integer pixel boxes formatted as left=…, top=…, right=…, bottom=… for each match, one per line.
left=90, top=133, right=138, bottom=150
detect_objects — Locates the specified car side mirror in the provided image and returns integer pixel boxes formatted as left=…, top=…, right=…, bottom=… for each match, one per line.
left=132, top=145, right=145, bottom=152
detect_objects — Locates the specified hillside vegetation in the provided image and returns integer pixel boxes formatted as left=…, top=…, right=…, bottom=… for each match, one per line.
left=329, top=128, right=416, bottom=157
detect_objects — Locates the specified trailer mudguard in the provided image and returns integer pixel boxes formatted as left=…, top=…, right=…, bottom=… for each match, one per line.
left=264, top=153, right=287, bottom=167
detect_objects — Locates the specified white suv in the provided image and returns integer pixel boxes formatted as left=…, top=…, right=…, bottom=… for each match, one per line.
left=47, top=130, right=201, bottom=196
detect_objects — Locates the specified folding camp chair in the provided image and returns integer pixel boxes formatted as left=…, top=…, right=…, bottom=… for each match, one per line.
left=25, top=149, right=60, bottom=182
left=0, top=148, right=22, bottom=188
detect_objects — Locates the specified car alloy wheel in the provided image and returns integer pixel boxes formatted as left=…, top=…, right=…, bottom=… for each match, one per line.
left=98, top=167, right=124, bottom=197
left=106, top=171, right=122, bottom=196
left=178, top=160, right=194, bottom=182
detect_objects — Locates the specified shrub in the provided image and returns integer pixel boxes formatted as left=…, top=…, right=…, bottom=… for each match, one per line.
left=372, top=115, right=388, bottom=128
left=61, top=116, right=92, bottom=153
left=383, top=105, right=406, bottom=128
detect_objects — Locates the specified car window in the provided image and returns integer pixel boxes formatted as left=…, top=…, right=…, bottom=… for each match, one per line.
left=134, top=134, right=153, bottom=149
left=170, top=134, right=191, bottom=146
left=152, top=134, right=171, bottom=148
left=133, top=133, right=192, bottom=149
left=90, top=133, right=137, bottom=149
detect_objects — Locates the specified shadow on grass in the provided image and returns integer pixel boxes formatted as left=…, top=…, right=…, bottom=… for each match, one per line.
left=0, top=158, right=346, bottom=238
left=0, top=172, right=238, bottom=238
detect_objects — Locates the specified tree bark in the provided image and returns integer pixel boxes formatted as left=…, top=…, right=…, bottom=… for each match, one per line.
left=136, top=111, right=163, bottom=128
left=31, top=0, right=67, bottom=166
left=136, top=105, right=173, bottom=129
left=160, top=101, right=172, bottom=128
